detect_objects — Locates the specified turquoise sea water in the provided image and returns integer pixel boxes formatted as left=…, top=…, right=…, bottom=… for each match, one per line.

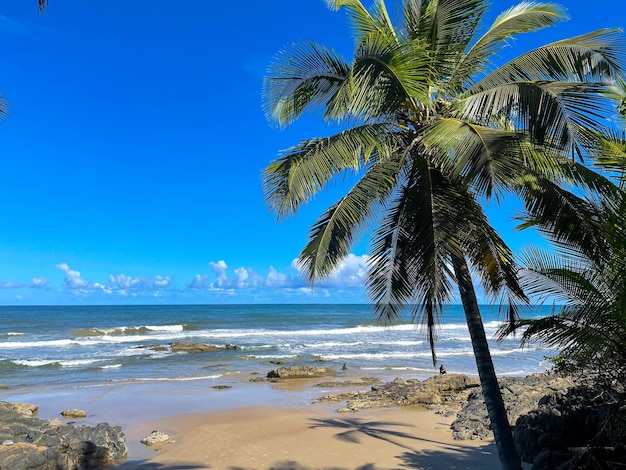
left=0, top=304, right=555, bottom=395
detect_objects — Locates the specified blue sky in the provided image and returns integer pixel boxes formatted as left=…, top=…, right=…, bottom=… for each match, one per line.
left=0, top=0, right=623, bottom=305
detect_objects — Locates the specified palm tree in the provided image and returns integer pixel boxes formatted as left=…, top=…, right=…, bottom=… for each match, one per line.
left=262, top=1, right=624, bottom=468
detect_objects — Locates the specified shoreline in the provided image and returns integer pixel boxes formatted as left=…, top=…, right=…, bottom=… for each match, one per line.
left=2, top=372, right=508, bottom=469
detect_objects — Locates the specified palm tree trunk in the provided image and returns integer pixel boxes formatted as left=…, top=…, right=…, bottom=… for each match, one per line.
left=452, top=254, right=522, bottom=470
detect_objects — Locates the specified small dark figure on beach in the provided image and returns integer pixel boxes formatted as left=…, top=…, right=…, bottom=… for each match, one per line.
left=342, top=363, right=347, bottom=370
left=439, top=364, right=447, bottom=375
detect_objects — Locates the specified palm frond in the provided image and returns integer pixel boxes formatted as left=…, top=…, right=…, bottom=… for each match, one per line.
left=368, top=154, right=456, bottom=324
left=449, top=2, right=567, bottom=91
left=515, top=174, right=612, bottom=260
left=263, top=124, right=399, bottom=217
left=349, top=32, right=432, bottom=118
left=38, top=0, right=47, bottom=12
left=424, top=118, right=529, bottom=199
left=470, top=29, right=626, bottom=91
left=263, top=41, right=351, bottom=127
left=419, top=0, right=486, bottom=81
left=298, top=153, right=403, bottom=282
left=458, top=81, right=613, bottom=154
left=324, top=0, right=396, bottom=46
left=519, top=247, right=603, bottom=305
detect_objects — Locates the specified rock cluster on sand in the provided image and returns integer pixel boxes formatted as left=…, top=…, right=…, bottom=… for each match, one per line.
left=0, top=401, right=127, bottom=469
left=141, top=430, right=174, bottom=447
left=61, top=409, right=87, bottom=419
left=315, top=373, right=480, bottom=412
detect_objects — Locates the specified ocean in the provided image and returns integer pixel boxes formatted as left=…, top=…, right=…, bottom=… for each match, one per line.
left=0, top=303, right=555, bottom=395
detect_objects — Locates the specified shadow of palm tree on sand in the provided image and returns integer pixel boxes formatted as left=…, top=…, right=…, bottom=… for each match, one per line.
left=308, top=416, right=499, bottom=469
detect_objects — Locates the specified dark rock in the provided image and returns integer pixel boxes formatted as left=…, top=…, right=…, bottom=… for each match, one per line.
left=266, top=365, right=335, bottom=379
left=211, top=385, right=232, bottom=390
left=451, top=372, right=574, bottom=440
left=0, top=400, right=127, bottom=469
left=513, top=382, right=622, bottom=466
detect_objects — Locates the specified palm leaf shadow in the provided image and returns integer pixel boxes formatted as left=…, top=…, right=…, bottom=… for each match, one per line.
left=309, top=417, right=452, bottom=450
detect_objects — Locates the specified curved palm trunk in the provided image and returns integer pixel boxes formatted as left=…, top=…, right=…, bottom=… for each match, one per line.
left=452, top=255, right=522, bottom=470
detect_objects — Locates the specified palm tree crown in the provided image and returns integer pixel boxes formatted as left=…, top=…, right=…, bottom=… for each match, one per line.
left=263, top=0, right=623, bottom=342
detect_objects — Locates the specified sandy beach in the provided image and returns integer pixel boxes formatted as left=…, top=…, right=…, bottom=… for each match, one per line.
left=110, top=386, right=502, bottom=469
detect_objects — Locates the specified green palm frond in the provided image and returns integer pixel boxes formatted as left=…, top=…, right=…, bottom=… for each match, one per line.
left=424, top=118, right=529, bottom=199
left=263, top=124, right=398, bottom=217
left=298, top=154, right=403, bottom=282
left=368, top=155, right=456, bottom=324
left=418, top=0, right=486, bottom=81
left=449, top=2, right=567, bottom=91
left=349, top=32, right=432, bottom=118
left=263, top=41, right=351, bottom=127
left=515, top=174, right=612, bottom=260
left=325, top=0, right=397, bottom=47
left=460, top=199, right=527, bottom=305
left=459, top=81, right=612, bottom=154
left=418, top=0, right=485, bottom=52
left=594, top=128, right=626, bottom=174
left=471, top=29, right=626, bottom=90
left=518, top=246, right=603, bottom=304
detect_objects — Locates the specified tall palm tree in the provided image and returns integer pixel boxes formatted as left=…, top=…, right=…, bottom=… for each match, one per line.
left=262, top=1, right=624, bottom=468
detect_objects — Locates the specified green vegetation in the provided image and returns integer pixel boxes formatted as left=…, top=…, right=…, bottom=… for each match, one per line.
left=263, top=1, right=624, bottom=468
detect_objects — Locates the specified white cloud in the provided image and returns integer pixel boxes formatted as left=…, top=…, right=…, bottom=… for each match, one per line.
left=234, top=267, right=249, bottom=288
left=209, top=260, right=228, bottom=287
left=188, top=274, right=209, bottom=289
left=153, top=276, right=171, bottom=288
left=56, top=263, right=91, bottom=289
left=291, top=254, right=370, bottom=288
left=29, top=278, right=50, bottom=289
left=0, top=281, right=24, bottom=289
left=265, top=266, right=291, bottom=288
left=108, top=274, right=150, bottom=290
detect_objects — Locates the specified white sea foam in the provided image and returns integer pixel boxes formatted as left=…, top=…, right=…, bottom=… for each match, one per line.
left=0, top=339, right=78, bottom=349
left=12, top=359, right=59, bottom=367
left=116, top=374, right=222, bottom=383
left=99, top=364, right=122, bottom=369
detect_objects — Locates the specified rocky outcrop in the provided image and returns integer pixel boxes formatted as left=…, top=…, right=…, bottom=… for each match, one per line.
left=1, top=401, right=39, bottom=418
left=170, top=341, right=240, bottom=353
left=451, top=372, right=575, bottom=440
left=315, top=374, right=480, bottom=412
left=0, top=401, right=127, bottom=469
left=514, top=382, right=626, bottom=468
left=266, top=365, right=336, bottom=379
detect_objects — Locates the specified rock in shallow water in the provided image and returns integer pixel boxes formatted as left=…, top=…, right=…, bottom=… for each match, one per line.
left=61, top=409, right=87, bottom=419
left=141, top=430, right=174, bottom=447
